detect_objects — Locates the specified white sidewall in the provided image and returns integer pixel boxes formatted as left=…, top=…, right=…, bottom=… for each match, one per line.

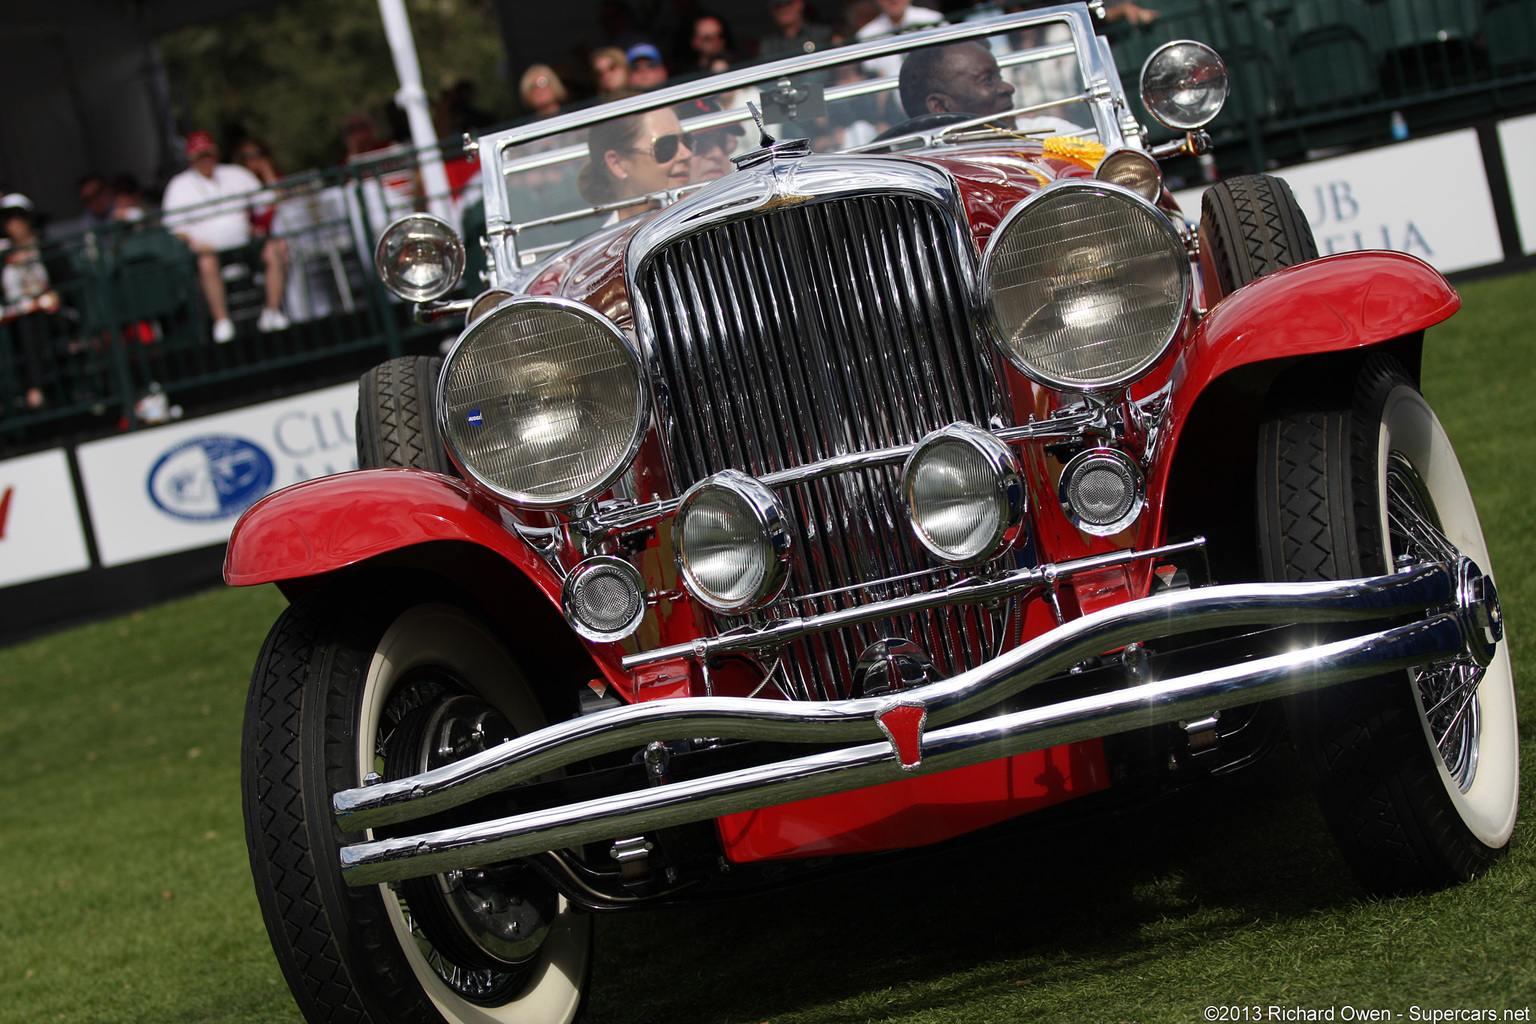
left=1377, top=386, right=1519, bottom=847
left=357, top=603, right=590, bottom=1024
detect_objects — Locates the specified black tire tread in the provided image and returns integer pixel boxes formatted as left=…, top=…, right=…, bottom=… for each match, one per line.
left=357, top=356, right=454, bottom=474
left=242, top=592, right=441, bottom=1024
left=1201, top=174, right=1319, bottom=297
left=1257, top=352, right=1503, bottom=893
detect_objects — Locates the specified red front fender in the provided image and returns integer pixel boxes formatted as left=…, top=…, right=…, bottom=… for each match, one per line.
left=1146, top=249, right=1459, bottom=545
left=223, top=468, right=560, bottom=597
left=1174, top=249, right=1459, bottom=399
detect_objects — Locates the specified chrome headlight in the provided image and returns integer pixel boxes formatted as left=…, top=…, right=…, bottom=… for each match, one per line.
left=675, top=470, right=793, bottom=614
left=375, top=213, right=465, bottom=301
left=981, top=181, right=1190, bottom=392
left=903, top=423, right=1026, bottom=565
left=438, top=297, right=647, bottom=508
left=1140, top=40, right=1229, bottom=131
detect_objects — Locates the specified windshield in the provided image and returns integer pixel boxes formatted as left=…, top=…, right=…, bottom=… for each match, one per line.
left=484, top=5, right=1120, bottom=269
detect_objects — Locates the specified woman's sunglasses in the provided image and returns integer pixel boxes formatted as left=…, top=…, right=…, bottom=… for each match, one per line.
left=626, top=132, right=694, bottom=163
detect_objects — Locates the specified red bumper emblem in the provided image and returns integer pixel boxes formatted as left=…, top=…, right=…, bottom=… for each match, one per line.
left=877, top=704, right=927, bottom=770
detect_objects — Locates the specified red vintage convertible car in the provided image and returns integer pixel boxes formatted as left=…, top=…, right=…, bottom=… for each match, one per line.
left=226, top=6, right=1516, bottom=1022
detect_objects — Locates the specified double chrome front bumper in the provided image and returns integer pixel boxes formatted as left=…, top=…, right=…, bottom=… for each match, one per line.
left=334, top=560, right=1499, bottom=886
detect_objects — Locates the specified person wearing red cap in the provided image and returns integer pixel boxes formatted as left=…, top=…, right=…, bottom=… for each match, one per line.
left=161, top=131, right=289, bottom=343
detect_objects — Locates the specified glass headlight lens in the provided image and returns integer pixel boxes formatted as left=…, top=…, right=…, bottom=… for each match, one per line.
left=982, top=181, right=1189, bottom=391
left=1141, top=40, right=1229, bottom=130
left=1095, top=148, right=1163, bottom=202
left=439, top=297, right=646, bottom=507
left=903, top=422, right=1026, bottom=564
left=675, top=470, right=793, bottom=614
left=375, top=213, right=465, bottom=301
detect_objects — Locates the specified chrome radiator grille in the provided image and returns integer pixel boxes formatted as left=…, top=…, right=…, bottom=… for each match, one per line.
left=639, top=193, right=1010, bottom=699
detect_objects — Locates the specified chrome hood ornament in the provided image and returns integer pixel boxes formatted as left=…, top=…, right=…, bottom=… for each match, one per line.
left=734, top=101, right=812, bottom=171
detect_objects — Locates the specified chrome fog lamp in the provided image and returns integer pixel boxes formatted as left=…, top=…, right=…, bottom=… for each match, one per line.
left=1059, top=448, right=1145, bottom=536
left=1140, top=40, right=1229, bottom=131
left=1095, top=148, right=1163, bottom=202
left=903, top=422, right=1026, bottom=565
left=439, top=296, right=647, bottom=508
left=981, top=181, right=1189, bottom=392
left=675, top=470, right=793, bottom=614
left=562, top=556, right=647, bottom=643
left=375, top=213, right=466, bottom=302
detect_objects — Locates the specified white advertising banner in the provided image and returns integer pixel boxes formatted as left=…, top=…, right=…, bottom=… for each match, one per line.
left=76, top=383, right=359, bottom=567
left=0, top=448, right=92, bottom=587
left=1497, top=113, right=1536, bottom=256
left=1173, top=129, right=1504, bottom=274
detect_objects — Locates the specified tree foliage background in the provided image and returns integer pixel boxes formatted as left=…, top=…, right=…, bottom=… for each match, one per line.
left=158, top=0, right=514, bottom=174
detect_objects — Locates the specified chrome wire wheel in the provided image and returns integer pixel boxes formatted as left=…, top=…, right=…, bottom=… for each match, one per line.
left=1259, top=354, right=1518, bottom=891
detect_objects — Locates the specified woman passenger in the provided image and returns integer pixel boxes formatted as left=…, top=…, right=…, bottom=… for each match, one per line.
left=576, top=107, right=694, bottom=220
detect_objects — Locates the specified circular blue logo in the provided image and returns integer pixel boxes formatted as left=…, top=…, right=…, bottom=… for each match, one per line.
left=147, top=435, right=276, bottom=521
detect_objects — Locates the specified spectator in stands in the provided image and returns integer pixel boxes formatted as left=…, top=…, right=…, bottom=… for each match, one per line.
left=234, top=139, right=283, bottom=237
left=758, top=0, right=837, bottom=60
left=858, top=0, right=942, bottom=41
left=520, top=64, right=569, bottom=118
left=577, top=107, right=694, bottom=219
left=342, top=110, right=391, bottom=160
left=161, top=131, right=289, bottom=344
left=75, top=174, right=116, bottom=232
left=591, top=47, right=632, bottom=98
left=686, top=14, right=737, bottom=74
left=627, top=43, right=670, bottom=89
left=857, top=0, right=943, bottom=77
left=1, top=194, right=61, bottom=409
left=675, top=97, right=744, bottom=181
left=111, top=174, right=152, bottom=223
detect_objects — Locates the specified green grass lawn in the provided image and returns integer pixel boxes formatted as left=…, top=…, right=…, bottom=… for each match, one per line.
left=1, top=270, right=1532, bottom=1024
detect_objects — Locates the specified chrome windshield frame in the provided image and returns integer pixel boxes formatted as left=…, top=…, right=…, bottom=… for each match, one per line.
left=474, top=3, right=1126, bottom=276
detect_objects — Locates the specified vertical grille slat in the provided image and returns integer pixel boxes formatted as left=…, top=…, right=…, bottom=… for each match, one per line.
left=643, top=192, right=1007, bottom=700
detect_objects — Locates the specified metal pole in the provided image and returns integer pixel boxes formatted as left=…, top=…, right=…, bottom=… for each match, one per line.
left=376, top=0, right=454, bottom=225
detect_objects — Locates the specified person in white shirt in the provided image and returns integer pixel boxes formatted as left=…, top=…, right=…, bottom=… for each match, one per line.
left=161, top=131, right=289, bottom=343
left=896, top=40, right=1084, bottom=136
left=856, top=0, right=945, bottom=79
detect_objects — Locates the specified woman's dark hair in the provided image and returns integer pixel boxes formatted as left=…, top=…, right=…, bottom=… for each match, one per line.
left=576, top=111, right=650, bottom=206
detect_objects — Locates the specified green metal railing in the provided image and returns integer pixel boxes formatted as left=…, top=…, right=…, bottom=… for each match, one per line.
left=1104, top=0, right=1536, bottom=171
left=0, top=153, right=463, bottom=454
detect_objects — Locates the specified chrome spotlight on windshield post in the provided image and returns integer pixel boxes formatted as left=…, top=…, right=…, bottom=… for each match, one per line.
left=1139, top=40, right=1229, bottom=131
left=375, top=213, right=467, bottom=302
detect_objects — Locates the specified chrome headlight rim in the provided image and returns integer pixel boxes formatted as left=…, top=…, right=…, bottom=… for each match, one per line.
left=374, top=212, right=466, bottom=302
left=1058, top=447, right=1147, bottom=537
left=674, top=469, right=794, bottom=615
left=437, top=295, right=649, bottom=510
left=979, top=179, right=1191, bottom=393
left=561, top=555, right=648, bottom=643
left=902, top=421, right=1027, bottom=566
left=1094, top=148, right=1164, bottom=202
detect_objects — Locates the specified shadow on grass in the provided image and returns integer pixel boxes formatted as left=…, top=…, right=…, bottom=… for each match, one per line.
left=585, top=745, right=1363, bottom=1024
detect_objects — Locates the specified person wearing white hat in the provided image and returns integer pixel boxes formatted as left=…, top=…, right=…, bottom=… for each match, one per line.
left=2, top=193, right=60, bottom=409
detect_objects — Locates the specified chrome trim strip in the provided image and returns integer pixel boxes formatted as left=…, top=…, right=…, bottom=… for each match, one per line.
left=337, top=612, right=1465, bottom=884
left=334, top=562, right=1455, bottom=831
left=576, top=412, right=1103, bottom=539
left=626, top=537, right=1213, bottom=668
